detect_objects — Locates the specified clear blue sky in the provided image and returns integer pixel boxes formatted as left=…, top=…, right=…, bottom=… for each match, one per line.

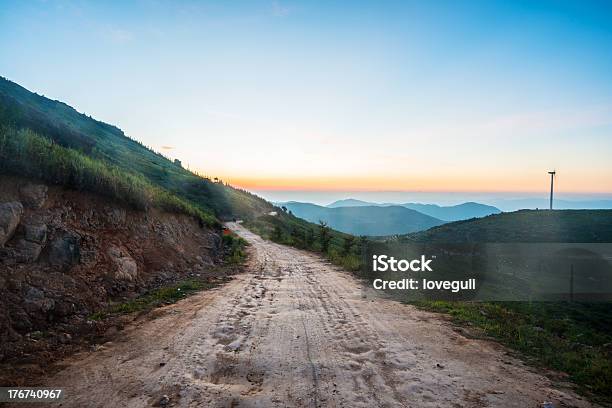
left=1, top=0, right=611, bottom=196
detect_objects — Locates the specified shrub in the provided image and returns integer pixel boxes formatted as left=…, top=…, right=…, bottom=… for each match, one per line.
left=222, top=233, right=248, bottom=264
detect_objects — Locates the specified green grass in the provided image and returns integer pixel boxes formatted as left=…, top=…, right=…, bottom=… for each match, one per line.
left=88, top=233, right=247, bottom=321
left=244, top=211, right=365, bottom=271
left=413, top=300, right=612, bottom=405
left=222, top=232, right=249, bottom=265
left=90, top=279, right=218, bottom=320
left=0, top=126, right=217, bottom=226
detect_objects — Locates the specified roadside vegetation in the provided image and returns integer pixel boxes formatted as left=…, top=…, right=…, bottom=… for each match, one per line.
left=89, top=279, right=220, bottom=320
left=89, top=233, right=248, bottom=321
left=222, top=232, right=249, bottom=265
left=244, top=210, right=364, bottom=271
left=414, top=300, right=612, bottom=405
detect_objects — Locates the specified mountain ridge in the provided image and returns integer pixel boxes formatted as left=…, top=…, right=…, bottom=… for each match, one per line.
left=280, top=201, right=444, bottom=236
left=325, top=198, right=501, bottom=221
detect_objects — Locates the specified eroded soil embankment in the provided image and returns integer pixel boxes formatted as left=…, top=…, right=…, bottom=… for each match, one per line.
left=0, top=175, right=224, bottom=384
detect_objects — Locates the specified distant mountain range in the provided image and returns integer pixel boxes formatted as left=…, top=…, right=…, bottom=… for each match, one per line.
left=326, top=199, right=501, bottom=222
left=279, top=202, right=444, bottom=236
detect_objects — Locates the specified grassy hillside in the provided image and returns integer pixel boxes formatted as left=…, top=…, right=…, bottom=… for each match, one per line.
left=281, top=201, right=444, bottom=235
left=243, top=209, right=364, bottom=271
left=0, top=76, right=272, bottom=221
left=403, top=209, right=612, bottom=243
left=0, top=127, right=217, bottom=226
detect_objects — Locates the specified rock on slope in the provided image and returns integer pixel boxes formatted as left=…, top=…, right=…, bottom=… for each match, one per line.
left=0, top=175, right=223, bottom=362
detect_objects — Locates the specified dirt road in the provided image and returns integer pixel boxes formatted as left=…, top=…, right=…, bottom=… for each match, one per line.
left=38, top=223, right=595, bottom=407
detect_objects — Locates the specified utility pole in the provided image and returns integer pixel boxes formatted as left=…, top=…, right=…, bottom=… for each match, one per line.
left=548, top=171, right=556, bottom=210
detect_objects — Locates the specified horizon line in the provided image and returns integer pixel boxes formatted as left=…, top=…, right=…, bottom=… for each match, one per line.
left=233, top=185, right=612, bottom=196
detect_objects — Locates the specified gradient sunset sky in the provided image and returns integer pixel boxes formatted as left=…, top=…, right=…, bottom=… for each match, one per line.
left=1, top=0, right=611, bottom=197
